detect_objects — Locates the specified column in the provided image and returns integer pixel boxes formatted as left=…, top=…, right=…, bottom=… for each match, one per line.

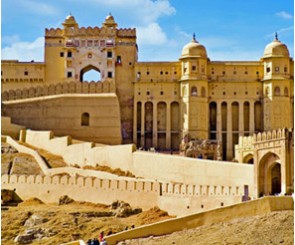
left=141, top=102, right=145, bottom=148
left=249, top=101, right=255, bottom=134
left=133, top=101, right=138, bottom=145
left=239, top=101, right=244, bottom=137
left=166, top=102, right=171, bottom=149
left=227, top=102, right=233, bottom=160
left=216, top=102, right=222, bottom=142
left=153, top=102, right=158, bottom=148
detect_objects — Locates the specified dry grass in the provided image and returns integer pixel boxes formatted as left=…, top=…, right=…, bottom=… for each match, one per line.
left=1, top=200, right=173, bottom=245
left=18, top=142, right=68, bottom=168
left=83, top=165, right=136, bottom=177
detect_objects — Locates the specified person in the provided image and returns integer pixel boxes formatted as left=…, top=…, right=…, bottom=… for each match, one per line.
left=99, top=232, right=104, bottom=242
left=86, top=239, right=92, bottom=245
left=100, top=239, right=107, bottom=245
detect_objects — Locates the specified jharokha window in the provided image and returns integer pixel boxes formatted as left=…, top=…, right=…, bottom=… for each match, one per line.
left=81, top=112, right=90, bottom=126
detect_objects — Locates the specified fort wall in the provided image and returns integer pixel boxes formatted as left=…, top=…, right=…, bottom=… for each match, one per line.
left=1, top=81, right=115, bottom=101
left=1, top=174, right=246, bottom=215
left=1, top=117, right=25, bottom=139
left=105, top=196, right=294, bottom=245
left=3, top=94, right=122, bottom=144
left=19, top=130, right=254, bottom=195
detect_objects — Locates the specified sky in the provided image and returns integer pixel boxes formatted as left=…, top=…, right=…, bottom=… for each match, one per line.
left=1, top=0, right=294, bottom=62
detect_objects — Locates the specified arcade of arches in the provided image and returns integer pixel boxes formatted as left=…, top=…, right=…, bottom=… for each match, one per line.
left=209, top=100, right=262, bottom=160
left=134, top=101, right=180, bottom=150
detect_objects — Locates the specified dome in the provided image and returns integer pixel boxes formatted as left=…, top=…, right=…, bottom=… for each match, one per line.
left=263, top=34, right=289, bottom=58
left=102, top=13, right=118, bottom=28
left=181, top=34, right=207, bottom=59
left=63, top=14, right=78, bottom=27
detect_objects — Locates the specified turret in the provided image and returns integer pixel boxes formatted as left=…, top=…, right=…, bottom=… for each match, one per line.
left=102, top=13, right=118, bottom=29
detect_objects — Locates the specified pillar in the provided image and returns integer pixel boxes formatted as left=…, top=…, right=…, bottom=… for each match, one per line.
left=216, top=102, right=222, bottom=142
left=166, top=102, right=171, bottom=149
left=153, top=102, right=157, bottom=148
left=249, top=100, right=255, bottom=134
left=141, top=102, right=145, bottom=148
left=227, top=102, right=233, bottom=160
left=133, top=101, right=138, bottom=144
left=239, top=101, right=244, bottom=137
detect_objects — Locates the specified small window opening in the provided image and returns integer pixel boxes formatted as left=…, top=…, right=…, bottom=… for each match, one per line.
left=107, top=72, right=112, bottom=78
left=67, top=72, right=72, bottom=78
left=160, top=71, right=163, bottom=75
left=266, top=67, right=271, bottom=73
left=192, top=66, right=196, bottom=71
left=160, top=91, right=164, bottom=95
left=117, top=56, right=122, bottom=63
left=24, top=71, right=29, bottom=76
left=147, top=71, right=150, bottom=75
left=60, top=52, right=64, bottom=57
left=107, top=51, right=112, bottom=58
left=81, top=113, right=90, bottom=126
left=147, top=91, right=150, bottom=95
left=67, top=51, right=72, bottom=58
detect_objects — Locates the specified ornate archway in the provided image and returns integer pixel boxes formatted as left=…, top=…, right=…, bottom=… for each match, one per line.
left=80, top=65, right=101, bottom=82
left=258, top=152, right=281, bottom=196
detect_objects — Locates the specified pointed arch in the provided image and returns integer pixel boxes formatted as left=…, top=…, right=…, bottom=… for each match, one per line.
left=80, top=65, right=101, bottom=82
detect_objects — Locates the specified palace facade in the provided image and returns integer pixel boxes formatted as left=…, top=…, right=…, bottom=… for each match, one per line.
left=2, top=14, right=294, bottom=161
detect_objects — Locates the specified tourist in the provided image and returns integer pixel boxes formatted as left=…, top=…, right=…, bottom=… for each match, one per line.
left=99, top=232, right=104, bottom=242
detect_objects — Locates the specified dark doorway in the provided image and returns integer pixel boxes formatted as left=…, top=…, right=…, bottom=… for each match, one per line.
left=271, top=163, right=281, bottom=195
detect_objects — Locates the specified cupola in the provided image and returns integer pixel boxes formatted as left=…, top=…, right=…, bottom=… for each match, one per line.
left=263, top=33, right=289, bottom=58
left=62, top=14, right=78, bottom=28
left=180, top=34, right=207, bottom=59
left=102, top=13, right=118, bottom=28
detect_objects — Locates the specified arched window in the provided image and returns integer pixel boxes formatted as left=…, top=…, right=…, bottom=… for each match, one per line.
left=201, top=87, right=206, bottom=97
left=274, top=86, right=280, bottom=96
left=81, top=112, right=90, bottom=126
left=284, top=87, right=288, bottom=97
left=191, top=86, right=197, bottom=96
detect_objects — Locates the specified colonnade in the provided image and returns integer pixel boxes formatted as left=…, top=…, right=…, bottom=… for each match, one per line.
left=210, top=100, right=263, bottom=160
left=133, top=101, right=180, bottom=150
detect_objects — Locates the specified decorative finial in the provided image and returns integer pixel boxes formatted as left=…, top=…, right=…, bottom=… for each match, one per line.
left=109, top=12, right=112, bottom=16
left=275, top=32, right=278, bottom=41
left=193, top=33, right=196, bottom=41
left=70, top=12, right=72, bottom=16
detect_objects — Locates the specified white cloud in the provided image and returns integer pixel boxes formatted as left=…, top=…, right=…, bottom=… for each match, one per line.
left=95, top=0, right=175, bottom=24
left=276, top=11, right=293, bottom=20
left=2, top=35, right=21, bottom=46
left=19, top=0, right=59, bottom=16
left=137, top=23, right=167, bottom=45
left=1, top=37, right=44, bottom=61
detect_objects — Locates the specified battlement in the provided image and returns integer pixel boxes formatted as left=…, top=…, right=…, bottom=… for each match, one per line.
left=253, top=128, right=293, bottom=143
left=2, top=81, right=116, bottom=102
left=45, top=27, right=136, bottom=38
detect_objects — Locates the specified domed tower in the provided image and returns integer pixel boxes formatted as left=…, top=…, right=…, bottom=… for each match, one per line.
left=179, top=34, right=209, bottom=140
left=102, top=13, right=118, bottom=29
left=262, top=33, right=293, bottom=130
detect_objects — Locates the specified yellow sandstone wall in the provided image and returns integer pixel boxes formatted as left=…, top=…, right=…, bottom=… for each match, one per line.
left=1, top=117, right=25, bottom=139
left=3, top=94, right=122, bottom=144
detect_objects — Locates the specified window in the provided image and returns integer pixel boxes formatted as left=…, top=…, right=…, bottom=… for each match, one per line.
left=67, top=51, right=72, bottom=58
left=266, top=67, right=271, bottom=73
left=274, top=86, right=280, bottom=96
left=256, top=71, right=259, bottom=75
left=67, top=72, right=72, bottom=78
left=191, top=86, right=197, bottom=96
left=147, top=91, right=150, bottom=95
left=147, top=71, right=150, bottom=75
left=160, top=91, right=164, bottom=95
left=107, top=72, right=112, bottom=78
left=94, top=40, right=99, bottom=47
left=81, top=40, right=86, bottom=47
left=160, top=71, right=163, bottom=75
left=88, top=53, right=92, bottom=58
left=222, top=71, right=226, bottom=75
left=192, top=66, right=196, bottom=71
left=81, top=113, right=90, bottom=126
left=284, top=67, right=288, bottom=73
left=284, top=87, right=289, bottom=96
left=87, top=40, right=93, bottom=47
left=117, top=56, right=122, bottom=64
left=245, top=71, right=248, bottom=75
left=165, top=71, right=168, bottom=75
left=107, top=51, right=112, bottom=58
left=60, top=52, right=64, bottom=57
left=24, top=71, right=28, bottom=76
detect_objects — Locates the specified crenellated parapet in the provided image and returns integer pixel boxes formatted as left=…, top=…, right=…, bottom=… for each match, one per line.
left=45, top=26, right=136, bottom=38
left=2, top=81, right=116, bottom=102
left=253, top=128, right=293, bottom=143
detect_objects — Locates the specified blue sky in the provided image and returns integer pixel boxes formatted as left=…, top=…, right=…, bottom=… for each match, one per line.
left=1, top=0, right=294, bottom=62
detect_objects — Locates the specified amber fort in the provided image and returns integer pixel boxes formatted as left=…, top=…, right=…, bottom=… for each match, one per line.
left=1, top=14, right=294, bottom=244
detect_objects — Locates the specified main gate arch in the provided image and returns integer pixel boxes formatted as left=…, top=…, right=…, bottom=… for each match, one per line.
left=80, top=65, right=101, bottom=82
left=258, top=152, right=281, bottom=196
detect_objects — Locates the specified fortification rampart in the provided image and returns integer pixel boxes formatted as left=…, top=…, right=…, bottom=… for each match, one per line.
left=253, top=128, right=293, bottom=145
left=1, top=117, right=25, bottom=139
left=105, top=196, right=294, bottom=245
left=1, top=174, right=246, bottom=215
left=2, top=81, right=115, bottom=102
left=23, top=130, right=134, bottom=171
left=45, top=27, right=136, bottom=38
